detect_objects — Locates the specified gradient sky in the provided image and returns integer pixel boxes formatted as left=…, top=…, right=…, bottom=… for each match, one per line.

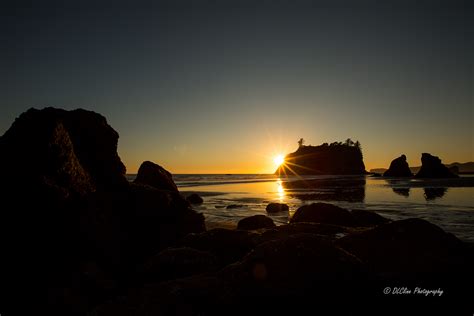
left=2, top=0, right=473, bottom=173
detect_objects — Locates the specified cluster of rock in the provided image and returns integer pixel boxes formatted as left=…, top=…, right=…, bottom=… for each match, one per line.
left=94, top=202, right=473, bottom=315
left=0, top=108, right=470, bottom=315
left=383, top=153, right=458, bottom=178
left=0, top=108, right=205, bottom=315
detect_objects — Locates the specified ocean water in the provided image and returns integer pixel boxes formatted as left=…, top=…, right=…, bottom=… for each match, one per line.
left=127, top=174, right=474, bottom=242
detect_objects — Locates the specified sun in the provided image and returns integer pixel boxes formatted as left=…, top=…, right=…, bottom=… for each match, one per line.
left=273, top=154, right=285, bottom=167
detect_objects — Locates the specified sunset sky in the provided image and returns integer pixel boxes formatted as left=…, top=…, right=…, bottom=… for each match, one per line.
left=2, top=0, right=472, bottom=173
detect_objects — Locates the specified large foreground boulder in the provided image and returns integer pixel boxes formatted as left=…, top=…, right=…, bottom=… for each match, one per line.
left=0, top=107, right=127, bottom=192
left=140, top=247, right=219, bottom=283
left=134, top=161, right=178, bottom=192
left=220, top=234, right=365, bottom=290
left=181, top=229, right=257, bottom=266
left=0, top=108, right=205, bottom=315
left=415, top=153, right=458, bottom=178
left=336, top=218, right=470, bottom=280
left=383, top=154, right=412, bottom=177
left=350, top=209, right=391, bottom=226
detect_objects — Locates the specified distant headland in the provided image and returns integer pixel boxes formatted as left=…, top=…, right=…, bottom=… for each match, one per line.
left=276, top=138, right=366, bottom=175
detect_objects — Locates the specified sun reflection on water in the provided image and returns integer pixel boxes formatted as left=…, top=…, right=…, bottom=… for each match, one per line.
left=276, top=178, right=285, bottom=202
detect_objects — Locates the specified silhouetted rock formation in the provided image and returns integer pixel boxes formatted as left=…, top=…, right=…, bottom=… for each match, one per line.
left=0, top=108, right=127, bottom=197
left=134, top=160, right=178, bottom=191
left=350, top=209, right=391, bottom=227
left=186, top=193, right=204, bottom=204
left=336, top=218, right=468, bottom=279
left=372, top=161, right=474, bottom=175
left=218, top=234, right=366, bottom=301
left=383, top=154, right=412, bottom=177
left=0, top=107, right=205, bottom=315
left=276, top=141, right=366, bottom=175
left=237, top=215, right=275, bottom=230
left=92, top=203, right=473, bottom=316
left=290, top=203, right=357, bottom=226
left=181, top=229, right=257, bottom=267
left=266, top=202, right=289, bottom=213
left=415, top=153, right=458, bottom=178
left=290, top=203, right=389, bottom=227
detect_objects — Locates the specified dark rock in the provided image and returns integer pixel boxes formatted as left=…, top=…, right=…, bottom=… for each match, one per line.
left=0, top=107, right=128, bottom=198
left=350, top=209, right=390, bottom=226
left=219, top=234, right=366, bottom=300
left=186, top=193, right=204, bottom=204
left=276, top=141, right=366, bottom=175
left=0, top=108, right=206, bottom=315
left=265, top=202, right=289, bottom=213
left=141, top=247, right=219, bottom=282
left=82, top=182, right=205, bottom=268
left=237, top=215, right=275, bottom=230
left=0, top=107, right=130, bottom=314
left=336, top=218, right=470, bottom=279
left=181, top=228, right=257, bottom=266
left=121, top=183, right=206, bottom=261
left=415, top=153, right=458, bottom=178
left=134, top=161, right=178, bottom=192
left=383, top=154, right=412, bottom=177
left=290, top=203, right=356, bottom=226
left=5, top=108, right=126, bottom=186
left=93, top=234, right=369, bottom=315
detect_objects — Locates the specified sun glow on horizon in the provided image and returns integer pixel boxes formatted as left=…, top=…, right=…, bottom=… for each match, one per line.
left=273, top=154, right=285, bottom=167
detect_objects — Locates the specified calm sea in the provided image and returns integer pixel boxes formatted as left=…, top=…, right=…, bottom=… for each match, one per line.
left=127, top=174, right=474, bottom=242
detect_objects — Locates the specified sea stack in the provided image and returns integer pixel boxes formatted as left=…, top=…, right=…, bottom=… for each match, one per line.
left=276, top=140, right=366, bottom=175
left=383, top=154, right=412, bottom=177
left=415, top=153, right=458, bottom=178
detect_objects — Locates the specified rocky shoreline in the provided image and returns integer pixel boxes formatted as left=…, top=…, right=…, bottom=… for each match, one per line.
left=0, top=108, right=472, bottom=315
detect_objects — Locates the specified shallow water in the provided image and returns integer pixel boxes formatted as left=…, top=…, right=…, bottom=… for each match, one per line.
left=128, top=174, right=474, bottom=242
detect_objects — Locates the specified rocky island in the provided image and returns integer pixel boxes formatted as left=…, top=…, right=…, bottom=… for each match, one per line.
left=276, top=139, right=366, bottom=175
